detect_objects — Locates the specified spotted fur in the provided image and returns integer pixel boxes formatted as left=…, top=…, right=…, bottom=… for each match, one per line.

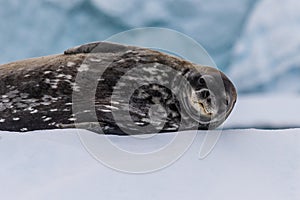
left=0, top=42, right=237, bottom=135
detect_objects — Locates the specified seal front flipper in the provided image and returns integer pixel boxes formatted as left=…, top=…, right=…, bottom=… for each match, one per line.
left=59, top=122, right=126, bottom=135
left=64, top=41, right=137, bottom=55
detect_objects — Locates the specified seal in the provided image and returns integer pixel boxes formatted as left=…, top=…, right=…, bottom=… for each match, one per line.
left=0, top=42, right=237, bottom=135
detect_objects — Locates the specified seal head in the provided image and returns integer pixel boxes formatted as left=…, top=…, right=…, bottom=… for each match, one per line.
left=181, top=66, right=237, bottom=129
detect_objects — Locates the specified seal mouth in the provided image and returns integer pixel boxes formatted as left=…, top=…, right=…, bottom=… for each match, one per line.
left=192, top=100, right=213, bottom=116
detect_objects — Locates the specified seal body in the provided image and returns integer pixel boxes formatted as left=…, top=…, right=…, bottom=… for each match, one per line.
left=0, top=42, right=237, bottom=135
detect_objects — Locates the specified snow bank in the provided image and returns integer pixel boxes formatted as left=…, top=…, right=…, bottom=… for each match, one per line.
left=0, top=128, right=299, bottom=200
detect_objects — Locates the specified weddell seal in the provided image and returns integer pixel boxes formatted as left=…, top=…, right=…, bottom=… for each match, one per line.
left=0, top=42, right=237, bottom=135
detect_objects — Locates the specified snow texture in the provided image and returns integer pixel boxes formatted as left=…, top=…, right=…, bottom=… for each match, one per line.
left=0, top=129, right=299, bottom=200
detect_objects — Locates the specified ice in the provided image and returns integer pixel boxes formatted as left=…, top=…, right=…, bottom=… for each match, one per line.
left=229, top=0, right=300, bottom=93
left=0, top=0, right=256, bottom=71
left=3, top=0, right=300, bottom=94
left=91, top=0, right=258, bottom=68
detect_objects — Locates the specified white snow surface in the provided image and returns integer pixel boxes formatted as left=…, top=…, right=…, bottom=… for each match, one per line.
left=0, top=129, right=299, bottom=200
left=224, top=94, right=300, bottom=128
left=1, top=95, right=300, bottom=199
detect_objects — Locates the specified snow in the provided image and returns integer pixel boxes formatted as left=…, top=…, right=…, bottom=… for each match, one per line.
left=229, top=0, right=300, bottom=93
left=224, top=94, right=300, bottom=129
left=0, top=95, right=300, bottom=199
left=0, top=129, right=299, bottom=200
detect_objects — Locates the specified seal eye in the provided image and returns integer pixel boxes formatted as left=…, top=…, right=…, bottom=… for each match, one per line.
left=198, top=77, right=206, bottom=85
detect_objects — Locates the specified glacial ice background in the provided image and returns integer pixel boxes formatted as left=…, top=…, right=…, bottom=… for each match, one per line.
left=229, top=0, right=300, bottom=94
left=2, top=0, right=299, bottom=96
left=0, top=0, right=256, bottom=70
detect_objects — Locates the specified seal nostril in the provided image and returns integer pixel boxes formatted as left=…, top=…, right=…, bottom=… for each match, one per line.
left=200, top=90, right=210, bottom=99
